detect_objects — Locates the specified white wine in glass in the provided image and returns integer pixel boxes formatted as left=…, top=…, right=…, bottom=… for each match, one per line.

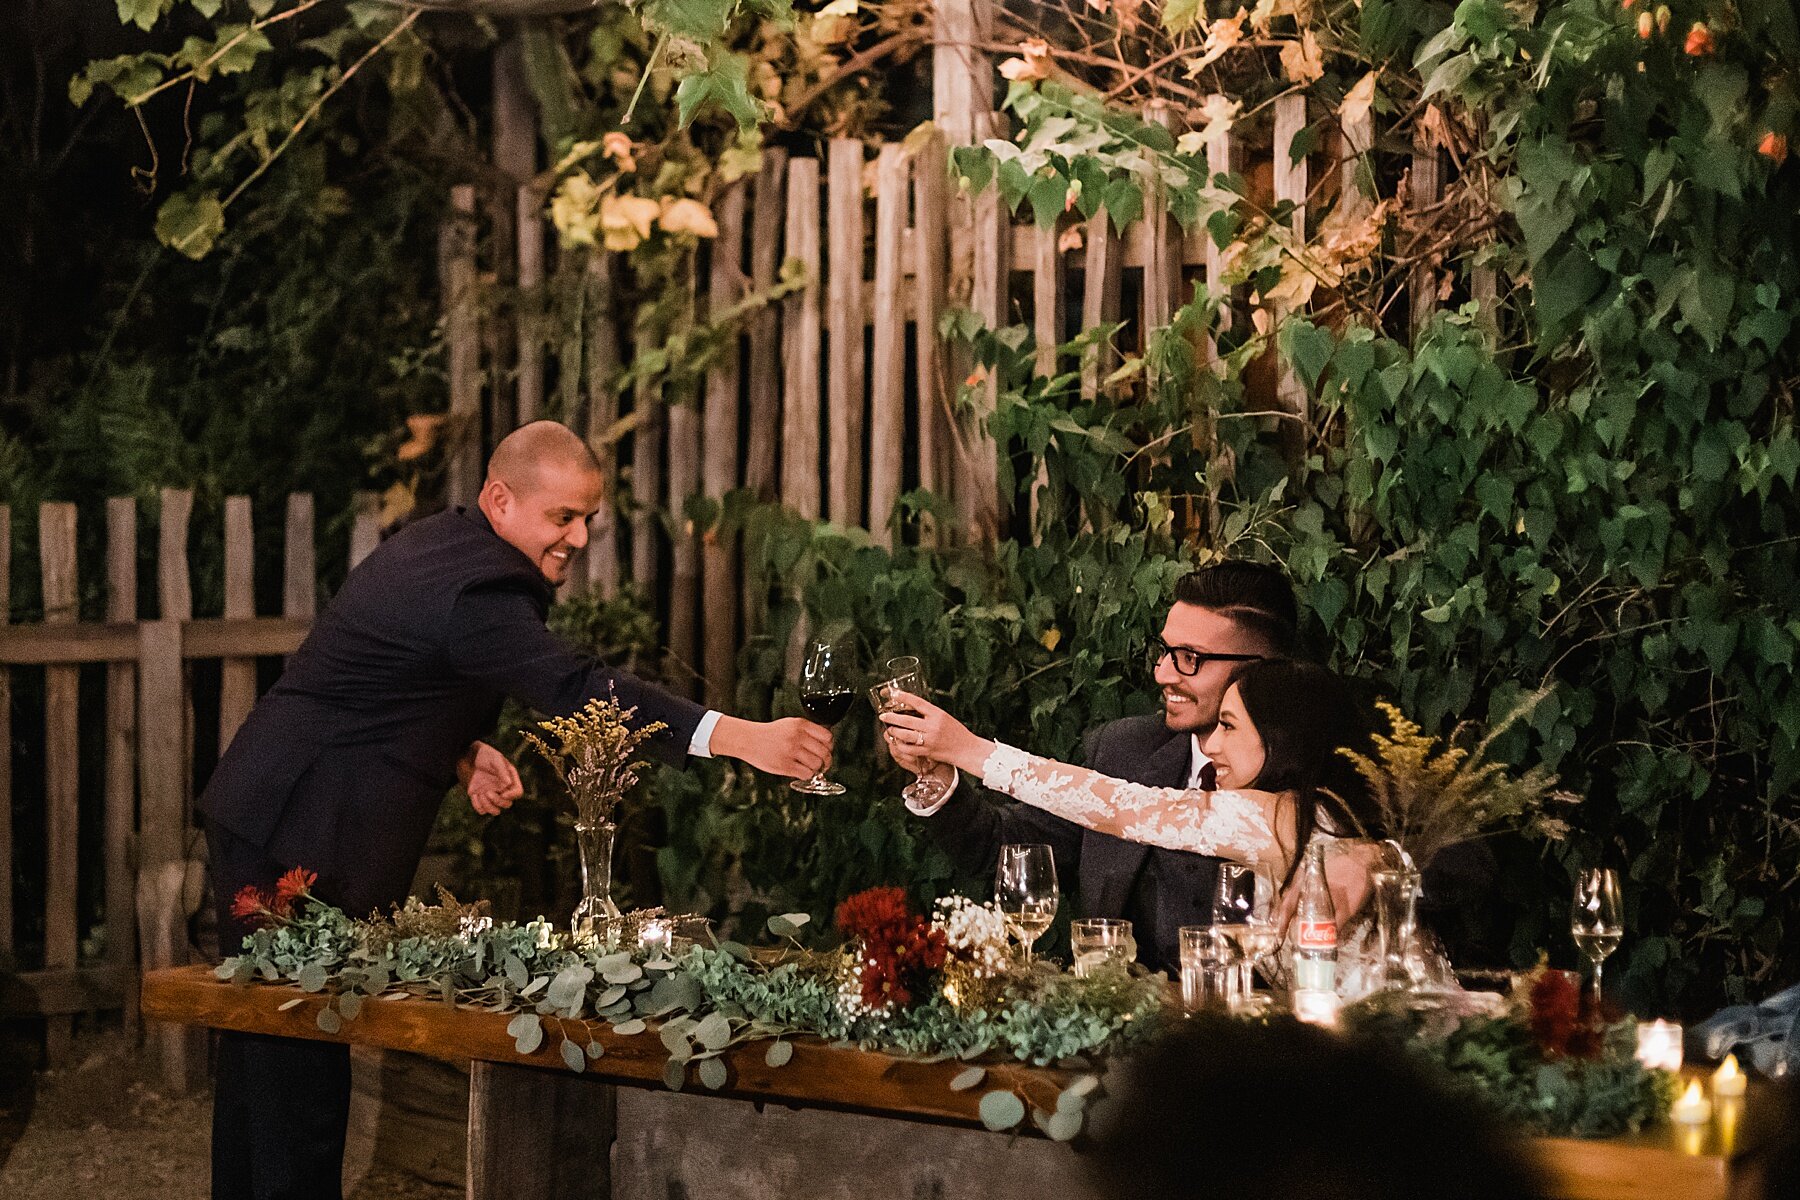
left=996, top=843, right=1059, bottom=963
left=1571, top=867, right=1624, bottom=1006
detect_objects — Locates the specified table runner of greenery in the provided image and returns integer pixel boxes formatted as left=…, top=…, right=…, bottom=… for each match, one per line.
left=216, top=879, right=1672, bottom=1139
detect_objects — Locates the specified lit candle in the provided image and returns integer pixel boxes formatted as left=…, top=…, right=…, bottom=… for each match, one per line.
left=1636, top=1019, right=1683, bottom=1071
left=1713, top=1054, right=1747, bottom=1098
left=638, top=917, right=673, bottom=958
left=1670, top=1080, right=1713, bottom=1126
left=1293, top=989, right=1340, bottom=1027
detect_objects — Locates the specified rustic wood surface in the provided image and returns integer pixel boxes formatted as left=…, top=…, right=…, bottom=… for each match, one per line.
left=143, top=965, right=1726, bottom=1200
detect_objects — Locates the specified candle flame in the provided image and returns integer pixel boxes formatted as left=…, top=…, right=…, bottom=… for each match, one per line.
left=1682, top=1080, right=1704, bottom=1104
left=1718, top=1054, right=1741, bottom=1080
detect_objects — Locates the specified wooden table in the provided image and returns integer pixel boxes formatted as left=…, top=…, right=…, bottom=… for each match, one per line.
left=143, top=966, right=1728, bottom=1200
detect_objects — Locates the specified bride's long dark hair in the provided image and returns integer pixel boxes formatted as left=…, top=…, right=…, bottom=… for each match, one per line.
left=1223, top=659, right=1380, bottom=885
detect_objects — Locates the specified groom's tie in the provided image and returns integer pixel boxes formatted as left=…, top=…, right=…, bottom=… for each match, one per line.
left=1197, top=761, right=1217, bottom=790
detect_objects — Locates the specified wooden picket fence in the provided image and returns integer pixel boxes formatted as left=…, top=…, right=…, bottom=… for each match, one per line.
left=0, top=490, right=378, bottom=1082
left=0, top=1, right=1499, bottom=1083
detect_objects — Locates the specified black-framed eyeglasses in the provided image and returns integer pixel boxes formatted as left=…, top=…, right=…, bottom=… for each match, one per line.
left=1147, top=637, right=1263, bottom=677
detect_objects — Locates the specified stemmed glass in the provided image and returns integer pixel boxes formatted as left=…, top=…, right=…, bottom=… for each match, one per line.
left=996, top=844, right=1059, bottom=963
left=1571, top=867, right=1623, bottom=1008
left=869, top=655, right=950, bottom=807
left=790, top=638, right=854, bottom=795
left=1213, top=864, right=1277, bottom=1002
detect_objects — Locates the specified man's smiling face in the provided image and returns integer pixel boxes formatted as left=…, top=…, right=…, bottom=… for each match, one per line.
left=484, top=459, right=604, bottom=584
left=1153, top=603, right=1269, bottom=734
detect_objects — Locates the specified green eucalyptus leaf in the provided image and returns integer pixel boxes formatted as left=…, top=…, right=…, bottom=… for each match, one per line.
left=978, top=1090, right=1026, bottom=1131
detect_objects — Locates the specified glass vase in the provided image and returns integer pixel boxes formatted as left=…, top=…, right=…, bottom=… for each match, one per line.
left=572, top=819, right=622, bottom=943
left=1371, top=867, right=1422, bottom=991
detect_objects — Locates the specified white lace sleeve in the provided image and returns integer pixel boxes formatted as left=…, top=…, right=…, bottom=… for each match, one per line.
left=978, top=743, right=1287, bottom=871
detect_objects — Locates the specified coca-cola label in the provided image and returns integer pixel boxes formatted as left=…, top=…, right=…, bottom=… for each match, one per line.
left=1297, top=920, right=1337, bottom=949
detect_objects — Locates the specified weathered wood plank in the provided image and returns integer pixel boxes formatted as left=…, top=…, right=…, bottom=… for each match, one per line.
left=780, top=156, right=823, bottom=520
left=515, top=183, right=546, bottom=425
left=158, top=487, right=193, bottom=622
left=0, top=965, right=134, bottom=1018
left=220, top=495, right=256, bottom=752
left=1081, top=214, right=1123, bottom=398
left=1203, top=104, right=1234, bottom=365
left=1032, top=223, right=1062, bottom=377
left=1410, top=132, right=1445, bottom=338
left=584, top=252, right=621, bottom=599
left=468, top=1061, right=613, bottom=1200
left=744, top=148, right=787, bottom=506
left=631, top=326, right=664, bottom=594
left=910, top=132, right=951, bottom=518
left=444, top=184, right=482, bottom=508
left=284, top=492, right=316, bottom=621
left=0, top=504, right=10, bottom=955
left=964, top=110, right=1009, bottom=542
left=667, top=259, right=702, bottom=698
left=106, top=497, right=139, bottom=1028
left=0, top=617, right=310, bottom=664
left=826, top=139, right=867, bottom=528
left=702, top=183, right=747, bottom=708
left=40, top=501, right=79, bottom=1063
left=1273, top=93, right=1311, bottom=455
left=868, top=144, right=908, bottom=547
left=1140, top=102, right=1181, bottom=343
left=931, top=0, right=993, bottom=147
left=349, top=491, right=381, bottom=571
left=138, top=619, right=196, bottom=1090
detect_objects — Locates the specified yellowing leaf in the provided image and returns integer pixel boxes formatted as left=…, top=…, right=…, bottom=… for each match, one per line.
left=998, top=38, right=1052, bottom=82
left=1249, top=0, right=1309, bottom=33
left=1041, top=627, right=1063, bottom=651
left=600, top=193, right=660, bottom=252
left=1195, top=93, right=1241, bottom=145
left=550, top=172, right=602, bottom=248
left=819, top=0, right=858, bottom=14
left=1186, top=10, right=1248, bottom=71
left=1279, top=30, right=1324, bottom=85
left=658, top=197, right=720, bottom=239
left=602, top=131, right=636, bottom=172
left=1339, top=71, right=1378, bottom=128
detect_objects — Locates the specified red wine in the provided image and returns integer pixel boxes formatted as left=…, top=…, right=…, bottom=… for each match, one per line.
left=801, top=689, right=855, bottom=726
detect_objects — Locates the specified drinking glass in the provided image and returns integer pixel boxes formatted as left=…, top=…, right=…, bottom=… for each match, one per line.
left=1571, top=867, right=1623, bottom=1006
left=868, top=655, right=951, bottom=807
left=1213, top=863, right=1276, bottom=1000
left=1179, top=925, right=1238, bottom=1013
left=1070, top=918, right=1136, bottom=977
left=995, top=843, right=1059, bottom=963
left=791, top=638, right=854, bottom=795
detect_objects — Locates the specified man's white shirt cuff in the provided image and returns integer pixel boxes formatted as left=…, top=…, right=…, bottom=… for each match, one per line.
left=688, top=710, right=723, bottom=758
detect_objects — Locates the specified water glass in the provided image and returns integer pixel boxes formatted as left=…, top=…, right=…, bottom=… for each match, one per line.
left=1179, top=925, right=1238, bottom=1013
left=1070, top=918, right=1136, bottom=977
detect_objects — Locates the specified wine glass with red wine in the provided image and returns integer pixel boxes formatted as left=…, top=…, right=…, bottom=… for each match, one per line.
left=791, top=638, right=854, bottom=795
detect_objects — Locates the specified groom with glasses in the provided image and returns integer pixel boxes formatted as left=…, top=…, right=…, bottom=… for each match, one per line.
left=901, top=560, right=1299, bottom=973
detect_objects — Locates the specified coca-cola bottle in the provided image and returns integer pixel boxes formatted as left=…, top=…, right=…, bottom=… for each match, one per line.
left=1292, top=841, right=1337, bottom=994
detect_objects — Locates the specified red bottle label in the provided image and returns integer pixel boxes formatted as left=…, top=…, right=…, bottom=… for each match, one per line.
left=1297, top=920, right=1337, bottom=949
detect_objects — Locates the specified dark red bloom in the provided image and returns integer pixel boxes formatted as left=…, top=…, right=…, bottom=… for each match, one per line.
left=1527, top=969, right=1581, bottom=1057
left=231, top=885, right=273, bottom=925
left=273, top=866, right=318, bottom=912
left=836, top=887, right=950, bottom=1013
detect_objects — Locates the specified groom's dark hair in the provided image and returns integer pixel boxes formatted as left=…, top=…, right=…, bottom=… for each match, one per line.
left=1173, top=561, right=1299, bottom=654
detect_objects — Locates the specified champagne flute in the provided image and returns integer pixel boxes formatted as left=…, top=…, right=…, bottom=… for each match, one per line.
left=1213, top=864, right=1277, bottom=1001
left=1571, top=867, right=1623, bottom=1007
left=869, top=655, right=951, bottom=807
left=790, top=638, right=854, bottom=795
left=996, top=843, right=1059, bottom=963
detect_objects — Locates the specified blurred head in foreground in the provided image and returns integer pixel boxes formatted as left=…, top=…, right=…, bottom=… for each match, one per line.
left=1087, top=1017, right=1552, bottom=1200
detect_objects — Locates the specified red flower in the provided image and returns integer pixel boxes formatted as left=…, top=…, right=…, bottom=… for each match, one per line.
left=1759, top=132, right=1790, bottom=166
left=1527, top=969, right=1581, bottom=1057
left=231, top=885, right=273, bottom=925
left=274, top=866, right=317, bottom=908
left=836, top=887, right=950, bottom=1013
left=1683, top=21, right=1713, bottom=54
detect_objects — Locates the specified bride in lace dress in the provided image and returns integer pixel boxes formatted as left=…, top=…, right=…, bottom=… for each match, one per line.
left=880, top=659, right=1384, bottom=938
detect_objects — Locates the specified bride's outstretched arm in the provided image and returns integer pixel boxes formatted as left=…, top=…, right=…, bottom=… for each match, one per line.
left=880, top=693, right=1292, bottom=876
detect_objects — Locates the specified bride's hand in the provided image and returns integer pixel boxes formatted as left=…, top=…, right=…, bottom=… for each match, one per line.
left=878, top=692, right=994, bottom=776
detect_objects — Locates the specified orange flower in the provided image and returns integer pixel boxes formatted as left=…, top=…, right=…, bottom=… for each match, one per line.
left=1759, top=131, right=1790, bottom=165
left=1683, top=21, right=1714, bottom=54
left=231, top=885, right=271, bottom=923
left=1620, top=0, right=1634, bottom=7
left=964, top=367, right=988, bottom=388
left=1637, top=10, right=1654, bottom=36
left=274, top=866, right=318, bottom=906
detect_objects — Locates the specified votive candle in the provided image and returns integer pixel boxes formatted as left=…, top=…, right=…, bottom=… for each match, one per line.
left=1670, top=1080, right=1713, bottom=1126
left=1293, top=989, right=1340, bottom=1028
left=1713, top=1054, right=1748, bottom=1098
left=1636, top=1019, right=1683, bottom=1071
left=638, top=917, right=673, bottom=958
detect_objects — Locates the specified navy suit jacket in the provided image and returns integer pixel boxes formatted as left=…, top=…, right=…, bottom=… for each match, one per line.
left=200, top=507, right=705, bottom=916
left=923, top=713, right=1224, bottom=974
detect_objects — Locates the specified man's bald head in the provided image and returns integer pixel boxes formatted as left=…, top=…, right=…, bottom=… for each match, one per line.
left=485, top=421, right=602, bottom=498
left=478, top=422, right=605, bottom=584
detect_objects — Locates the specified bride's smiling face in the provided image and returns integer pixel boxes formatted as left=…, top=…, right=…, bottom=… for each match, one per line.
left=1201, top=685, right=1266, bottom=789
